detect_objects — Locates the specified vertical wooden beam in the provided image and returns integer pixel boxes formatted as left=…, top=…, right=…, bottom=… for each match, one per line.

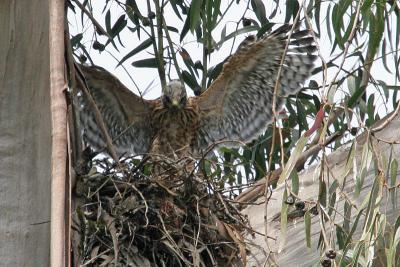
left=49, top=0, right=67, bottom=266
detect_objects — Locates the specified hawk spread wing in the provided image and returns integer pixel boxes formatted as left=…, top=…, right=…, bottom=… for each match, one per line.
left=77, top=65, right=158, bottom=155
left=77, top=25, right=316, bottom=158
left=193, top=25, right=316, bottom=151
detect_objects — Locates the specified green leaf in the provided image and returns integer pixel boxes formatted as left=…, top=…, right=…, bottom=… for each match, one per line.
left=290, top=170, right=299, bottom=195
left=215, top=26, right=258, bottom=48
left=332, top=0, right=352, bottom=49
left=180, top=15, right=190, bottom=42
left=254, top=143, right=266, bottom=179
left=126, top=0, right=142, bottom=24
left=343, top=140, right=356, bottom=178
left=367, top=3, right=384, bottom=61
left=381, top=39, right=393, bottom=74
left=366, top=94, right=375, bottom=126
left=314, top=0, right=321, bottom=35
left=169, top=0, right=183, bottom=20
left=295, top=99, right=308, bottom=131
left=211, top=0, right=221, bottom=28
left=339, top=208, right=365, bottom=264
left=343, top=200, right=351, bottom=232
left=111, top=15, right=127, bottom=38
left=328, top=192, right=336, bottom=216
left=387, top=226, right=400, bottom=267
left=220, top=25, right=227, bottom=44
left=166, top=26, right=179, bottom=33
left=390, top=159, right=398, bottom=210
left=278, top=135, right=308, bottom=184
left=279, top=188, right=289, bottom=252
left=326, top=3, right=333, bottom=43
left=104, top=13, right=127, bottom=50
left=329, top=179, right=339, bottom=195
left=70, top=33, right=83, bottom=48
left=347, top=85, right=366, bottom=108
left=318, top=180, right=327, bottom=208
left=207, top=61, right=224, bottom=87
left=251, top=0, right=267, bottom=25
left=336, top=225, right=348, bottom=250
left=189, top=0, right=203, bottom=32
left=284, top=0, right=299, bottom=24
left=390, top=159, right=398, bottom=188
left=355, top=141, right=372, bottom=197
left=182, top=70, right=199, bottom=90
left=304, top=210, right=311, bottom=248
left=105, top=9, right=111, bottom=33
left=363, top=173, right=382, bottom=231
left=361, top=0, right=373, bottom=15
left=327, top=84, right=338, bottom=105
left=131, top=58, right=158, bottom=68
left=118, top=38, right=153, bottom=66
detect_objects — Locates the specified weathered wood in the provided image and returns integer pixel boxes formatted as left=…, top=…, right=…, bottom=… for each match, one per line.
left=0, top=0, right=51, bottom=265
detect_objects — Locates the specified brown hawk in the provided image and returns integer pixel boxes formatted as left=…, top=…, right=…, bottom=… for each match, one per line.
left=77, top=25, right=317, bottom=159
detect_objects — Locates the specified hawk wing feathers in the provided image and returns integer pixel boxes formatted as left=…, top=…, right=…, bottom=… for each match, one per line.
left=77, top=65, right=157, bottom=155
left=193, top=25, right=317, bottom=152
left=77, top=25, right=317, bottom=157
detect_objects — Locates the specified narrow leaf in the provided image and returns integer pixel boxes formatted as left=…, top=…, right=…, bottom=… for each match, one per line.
left=118, top=38, right=153, bottom=66
left=278, top=135, right=308, bottom=184
left=189, top=0, right=203, bottom=32
left=304, top=210, right=311, bottom=248
left=131, top=58, right=158, bottom=68
left=251, top=0, right=267, bottom=25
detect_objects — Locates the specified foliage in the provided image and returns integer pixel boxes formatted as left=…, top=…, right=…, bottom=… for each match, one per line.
left=67, top=0, right=400, bottom=266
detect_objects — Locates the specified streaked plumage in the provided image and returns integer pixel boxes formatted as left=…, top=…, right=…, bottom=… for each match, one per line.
left=77, top=25, right=317, bottom=159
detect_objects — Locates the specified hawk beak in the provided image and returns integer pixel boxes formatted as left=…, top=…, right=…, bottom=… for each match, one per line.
left=172, top=99, right=179, bottom=107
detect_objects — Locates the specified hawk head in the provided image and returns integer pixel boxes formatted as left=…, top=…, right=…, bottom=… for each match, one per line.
left=162, top=80, right=187, bottom=110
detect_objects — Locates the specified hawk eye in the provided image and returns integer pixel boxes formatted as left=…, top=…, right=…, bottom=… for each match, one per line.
left=180, top=96, right=186, bottom=103
left=164, top=96, right=171, bottom=103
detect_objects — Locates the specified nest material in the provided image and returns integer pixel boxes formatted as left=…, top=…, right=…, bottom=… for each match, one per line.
left=73, top=156, right=253, bottom=266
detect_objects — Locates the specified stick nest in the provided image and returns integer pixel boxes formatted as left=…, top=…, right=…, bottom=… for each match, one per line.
left=73, top=156, right=254, bottom=266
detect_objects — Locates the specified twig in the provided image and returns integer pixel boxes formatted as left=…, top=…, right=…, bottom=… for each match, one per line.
left=161, top=17, right=183, bottom=82
left=75, top=64, right=119, bottom=162
left=267, top=0, right=305, bottom=250
left=72, top=0, right=109, bottom=37
left=128, top=182, right=149, bottom=227
left=148, top=0, right=166, bottom=89
left=81, top=248, right=111, bottom=266
left=102, top=212, right=119, bottom=266
left=371, top=101, right=400, bottom=132
left=201, top=10, right=208, bottom=92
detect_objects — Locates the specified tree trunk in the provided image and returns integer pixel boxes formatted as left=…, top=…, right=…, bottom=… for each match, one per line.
left=0, top=0, right=51, bottom=265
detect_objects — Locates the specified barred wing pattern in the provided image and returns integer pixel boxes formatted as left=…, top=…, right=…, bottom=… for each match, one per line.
left=77, top=65, right=157, bottom=155
left=193, top=25, right=317, bottom=152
